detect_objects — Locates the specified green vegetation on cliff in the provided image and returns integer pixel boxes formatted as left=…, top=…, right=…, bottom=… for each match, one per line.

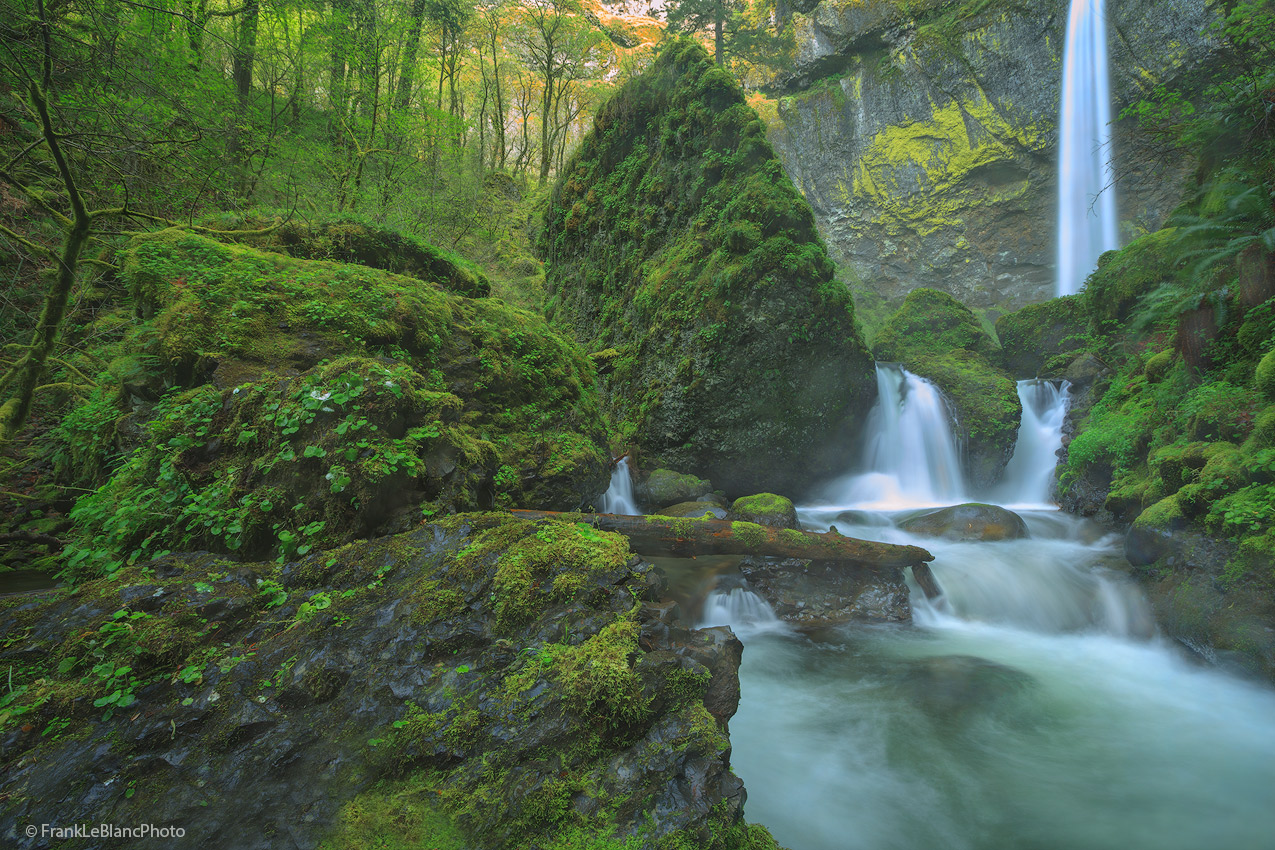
left=543, top=38, right=875, bottom=497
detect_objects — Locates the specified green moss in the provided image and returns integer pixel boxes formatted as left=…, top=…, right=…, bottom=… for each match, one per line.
left=1257, top=348, right=1275, bottom=402
left=57, top=234, right=611, bottom=580
left=1254, top=403, right=1275, bottom=447
left=318, top=781, right=469, bottom=850
left=730, top=521, right=768, bottom=550
left=551, top=618, right=650, bottom=728
left=1081, top=229, right=1182, bottom=325
left=1144, top=349, right=1176, bottom=383
left=729, top=493, right=796, bottom=527
left=543, top=37, right=874, bottom=495
left=994, top=295, right=1089, bottom=378
left=873, top=288, right=998, bottom=363
left=1134, top=494, right=1186, bottom=532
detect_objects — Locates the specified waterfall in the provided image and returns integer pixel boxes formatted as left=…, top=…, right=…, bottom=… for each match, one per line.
left=600, top=457, right=641, bottom=515
left=1056, top=0, right=1118, bottom=297
left=994, top=380, right=1071, bottom=508
left=700, top=587, right=780, bottom=632
left=820, top=364, right=966, bottom=510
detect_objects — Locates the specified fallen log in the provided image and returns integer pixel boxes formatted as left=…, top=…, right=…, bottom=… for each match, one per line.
left=508, top=510, right=933, bottom=569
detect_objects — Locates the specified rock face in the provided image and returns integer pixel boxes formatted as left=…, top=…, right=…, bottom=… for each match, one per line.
left=769, top=0, right=1221, bottom=310
left=0, top=515, right=780, bottom=849
left=899, top=502, right=1030, bottom=541
left=543, top=39, right=876, bottom=497
left=738, top=555, right=911, bottom=627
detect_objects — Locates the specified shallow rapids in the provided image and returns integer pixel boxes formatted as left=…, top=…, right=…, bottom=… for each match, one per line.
left=721, top=511, right=1275, bottom=850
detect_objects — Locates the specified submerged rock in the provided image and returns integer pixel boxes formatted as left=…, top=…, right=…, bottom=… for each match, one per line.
left=897, top=655, right=1035, bottom=720
left=899, top=503, right=1029, bottom=542
left=738, top=555, right=910, bottom=628
left=0, top=514, right=780, bottom=849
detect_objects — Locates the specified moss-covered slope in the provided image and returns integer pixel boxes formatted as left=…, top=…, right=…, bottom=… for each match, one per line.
left=0, top=514, right=782, bottom=850
left=54, top=230, right=609, bottom=579
left=873, top=288, right=1021, bottom=489
left=542, top=39, right=875, bottom=497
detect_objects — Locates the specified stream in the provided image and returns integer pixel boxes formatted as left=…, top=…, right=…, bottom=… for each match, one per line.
left=684, top=365, right=1275, bottom=850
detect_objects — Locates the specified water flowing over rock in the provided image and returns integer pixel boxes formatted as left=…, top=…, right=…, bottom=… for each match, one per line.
left=899, top=502, right=1030, bottom=541
left=601, top=457, right=642, bottom=515
left=769, top=0, right=1221, bottom=309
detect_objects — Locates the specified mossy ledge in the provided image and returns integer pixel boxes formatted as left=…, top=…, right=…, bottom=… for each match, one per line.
left=0, top=514, right=783, bottom=850
left=542, top=38, right=876, bottom=497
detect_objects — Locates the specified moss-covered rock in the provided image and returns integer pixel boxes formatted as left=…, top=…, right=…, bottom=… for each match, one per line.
left=640, top=468, right=713, bottom=507
left=872, top=289, right=1021, bottom=488
left=542, top=39, right=875, bottom=497
left=1126, top=495, right=1188, bottom=566
left=201, top=211, right=492, bottom=298
left=994, top=295, right=1089, bottom=378
left=55, top=231, right=610, bottom=579
left=1081, top=229, right=1182, bottom=325
left=0, top=514, right=781, bottom=849
left=727, top=492, right=799, bottom=529
left=1257, top=348, right=1275, bottom=402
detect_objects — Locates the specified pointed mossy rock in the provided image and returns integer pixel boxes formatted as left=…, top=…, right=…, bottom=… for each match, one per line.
left=0, top=514, right=781, bottom=849
left=542, top=38, right=875, bottom=498
left=55, top=231, right=609, bottom=579
left=872, top=289, right=1021, bottom=490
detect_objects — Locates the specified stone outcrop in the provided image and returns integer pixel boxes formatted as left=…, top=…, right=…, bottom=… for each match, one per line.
left=768, top=0, right=1221, bottom=311
left=0, top=514, right=781, bottom=849
left=543, top=39, right=876, bottom=497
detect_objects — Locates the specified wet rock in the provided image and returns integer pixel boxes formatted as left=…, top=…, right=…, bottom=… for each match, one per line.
left=0, top=515, right=763, bottom=849
left=656, top=501, right=729, bottom=520
left=727, top=493, right=800, bottom=529
left=641, top=469, right=713, bottom=508
left=898, top=503, right=1030, bottom=542
left=738, top=555, right=910, bottom=628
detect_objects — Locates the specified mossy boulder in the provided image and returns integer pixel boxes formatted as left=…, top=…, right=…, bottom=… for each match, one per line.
left=542, top=38, right=875, bottom=497
left=994, top=295, right=1089, bottom=378
left=1143, top=349, right=1176, bottom=383
left=56, top=231, right=610, bottom=579
left=1126, top=495, right=1189, bottom=566
left=898, top=503, right=1029, bottom=542
left=872, top=289, right=1021, bottom=489
left=201, top=211, right=492, bottom=298
left=728, top=493, right=800, bottom=530
left=1257, top=349, right=1275, bottom=402
left=655, top=501, right=728, bottom=519
left=1081, top=229, right=1181, bottom=325
left=0, top=514, right=781, bottom=849
left=640, top=468, right=713, bottom=507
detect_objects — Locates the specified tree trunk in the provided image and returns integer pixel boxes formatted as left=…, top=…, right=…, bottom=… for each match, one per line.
left=508, top=510, right=933, bottom=569
left=395, top=0, right=427, bottom=111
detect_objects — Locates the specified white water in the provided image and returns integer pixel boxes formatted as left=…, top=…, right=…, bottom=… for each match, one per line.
left=600, top=457, right=641, bottom=515
left=993, top=379, right=1071, bottom=509
left=817, top=364, right=966, bottom=510
left=1056, top=0, right=1118, bottom=297
left=700, top=587, right=782, bottom=635
left=700, top=359, right=1275, bottom=850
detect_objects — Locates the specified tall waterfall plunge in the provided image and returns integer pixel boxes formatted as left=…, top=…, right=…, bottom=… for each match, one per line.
left=1056, top=0, right=1118, bottom=297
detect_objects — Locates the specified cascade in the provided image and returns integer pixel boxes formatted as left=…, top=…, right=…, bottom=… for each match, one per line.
left=1056, top=0, right=1118, bottom=297
left=819, top=363, right=966, bottom=510
left=600, top=457, right=641, bottom=515
left=993, top=379, right=1071, bottom=508
left=699, top=586, right=780, bottom=632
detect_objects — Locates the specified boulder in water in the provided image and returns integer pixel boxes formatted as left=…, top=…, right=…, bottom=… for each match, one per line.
left=728, top=493, right=800, bottom=529
left=738, top=556, right=910, bottom=628
left=898, top=503, right=1029, bottom=541
left=656, top=501, right=729, bottom=520
left=641, top=468, right=713, bottom=508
